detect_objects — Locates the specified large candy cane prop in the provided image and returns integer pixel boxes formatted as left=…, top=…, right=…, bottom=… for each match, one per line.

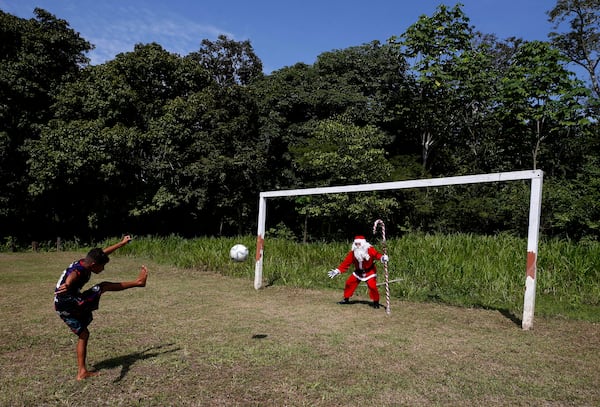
left=373, top=219, right=390, bottom=315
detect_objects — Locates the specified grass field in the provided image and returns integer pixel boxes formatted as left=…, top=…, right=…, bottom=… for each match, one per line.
left=1, top=250, right=599, bottom=406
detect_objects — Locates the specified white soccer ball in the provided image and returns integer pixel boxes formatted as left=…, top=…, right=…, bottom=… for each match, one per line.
left=229, top=244, right=249, bottom=262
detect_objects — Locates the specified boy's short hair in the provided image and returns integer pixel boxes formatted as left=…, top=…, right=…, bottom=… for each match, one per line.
left=86, top=248, right=110, bottom=265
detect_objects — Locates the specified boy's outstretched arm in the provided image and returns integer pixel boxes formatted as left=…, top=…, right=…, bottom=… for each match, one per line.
left=103, top=235, right=132, bottom=255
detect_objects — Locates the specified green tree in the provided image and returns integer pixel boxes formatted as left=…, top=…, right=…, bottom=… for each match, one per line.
left=26, top=120, right=142, bottom=235
left=252, top=42, right=410, bottom=192
left=251, top=43, right=411, bottom=238
left=313, top=41, right=410, bottom=127
left=439, top=33, right=508, bottom=174
left=53, top=43, right=210, bottom=129
left=188, top=35, right=264, bottom=86
left=137, top=84, right=268, bottom=235
left=548, top=0, right=600, bottom=100
left=389, top=4, right=475, bottom=174
left=499, top=40, right=589, bottom=171
left=0, top=8, right=92, bottom=241
left=543, top=159, right=600, bottom=239
left=26, top=36, right=268, bottom=237
left=290, top=116, right=396, bottom=239
left=25, top=44, right=213, bottom=237
left=547, top=0, right=600, bottom=240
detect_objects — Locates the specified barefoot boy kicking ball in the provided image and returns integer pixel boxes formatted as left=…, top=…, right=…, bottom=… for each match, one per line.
left=54, top=235, right=148, bottom=380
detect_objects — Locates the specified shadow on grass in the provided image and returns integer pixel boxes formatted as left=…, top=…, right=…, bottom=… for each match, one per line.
left=336, top=299, right=383, bottom=309
left=93, top=343, right=180, bottom=382
left=464, top=304, right=523, bottom=327
left=470, top=304, right=522, bottom=327
left=252, top=334, right=268, bottom=339
left=497, top=308, right=522, bottom=327
left=425, top=294, right=523, bottom=327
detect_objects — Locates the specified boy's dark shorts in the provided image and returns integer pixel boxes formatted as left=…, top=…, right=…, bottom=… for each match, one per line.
left=55, top=285, right=102, bottom=335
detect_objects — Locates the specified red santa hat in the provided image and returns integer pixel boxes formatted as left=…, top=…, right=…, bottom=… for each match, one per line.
left=354, top=235, right=366, bottom=241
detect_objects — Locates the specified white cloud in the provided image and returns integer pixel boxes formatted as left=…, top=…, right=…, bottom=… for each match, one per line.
left=2, top=0, right=238, bottom=64
left=0, top=1, right=235, bottom=65
left=79, top=6, right=236, bottom=64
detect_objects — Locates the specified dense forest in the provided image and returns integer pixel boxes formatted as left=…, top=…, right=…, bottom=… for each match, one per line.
left=1, top=1, right=598, bottom=246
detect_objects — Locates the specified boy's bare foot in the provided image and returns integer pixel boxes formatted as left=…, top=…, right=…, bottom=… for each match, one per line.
left=136, top=265, right=148, bottom=287
left=77, top=370, right=99, bottom=380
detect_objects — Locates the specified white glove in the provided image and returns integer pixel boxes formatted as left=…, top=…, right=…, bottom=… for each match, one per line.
left=381, top=255, right=389, bottom=263
left=328, top=269, right=340, bottom=278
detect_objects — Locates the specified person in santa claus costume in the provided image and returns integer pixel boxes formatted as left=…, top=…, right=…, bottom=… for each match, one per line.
left=328, top=235, right=389, bottom=308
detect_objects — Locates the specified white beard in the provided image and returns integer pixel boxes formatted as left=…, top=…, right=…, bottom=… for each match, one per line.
left=353, top=244, right=370, bottom=262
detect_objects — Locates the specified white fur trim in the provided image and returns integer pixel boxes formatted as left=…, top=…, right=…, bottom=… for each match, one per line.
left=352, top=272, right=377, bottom=282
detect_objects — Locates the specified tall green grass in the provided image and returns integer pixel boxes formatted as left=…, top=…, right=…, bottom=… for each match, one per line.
left=90, top=233, right=600, bottom=321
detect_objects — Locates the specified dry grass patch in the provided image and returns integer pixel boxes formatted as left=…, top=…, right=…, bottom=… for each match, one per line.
left=1, top=252, right=599, bottom=406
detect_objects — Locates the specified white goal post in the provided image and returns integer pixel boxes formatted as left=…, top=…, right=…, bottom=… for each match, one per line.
left=254, top=170, right=544, bottom=330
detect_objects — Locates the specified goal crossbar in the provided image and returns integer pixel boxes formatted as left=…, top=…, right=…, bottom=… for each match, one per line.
left=254, top=170, right=544, bottom=330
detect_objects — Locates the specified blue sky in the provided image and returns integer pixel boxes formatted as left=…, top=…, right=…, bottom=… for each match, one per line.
left=2, top=0, right=555, bottom=73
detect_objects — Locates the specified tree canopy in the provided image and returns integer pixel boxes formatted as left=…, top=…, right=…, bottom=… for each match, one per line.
left=1, top=2, right=599, bottom=246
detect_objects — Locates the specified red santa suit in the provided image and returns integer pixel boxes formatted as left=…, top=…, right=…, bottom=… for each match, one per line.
left=334, top=236, right=384, bottom=303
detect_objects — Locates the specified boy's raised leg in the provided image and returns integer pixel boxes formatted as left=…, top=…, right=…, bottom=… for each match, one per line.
left=98, top=266, right=148, bottom=293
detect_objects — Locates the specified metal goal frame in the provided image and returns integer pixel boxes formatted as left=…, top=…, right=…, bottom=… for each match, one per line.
left=254, top=170, right=543, bottom=330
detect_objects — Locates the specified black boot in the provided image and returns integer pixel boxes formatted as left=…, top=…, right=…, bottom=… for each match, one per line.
left=338, top=298, right=350, bottom=305
left=371, top=301, right=380, bottom=309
